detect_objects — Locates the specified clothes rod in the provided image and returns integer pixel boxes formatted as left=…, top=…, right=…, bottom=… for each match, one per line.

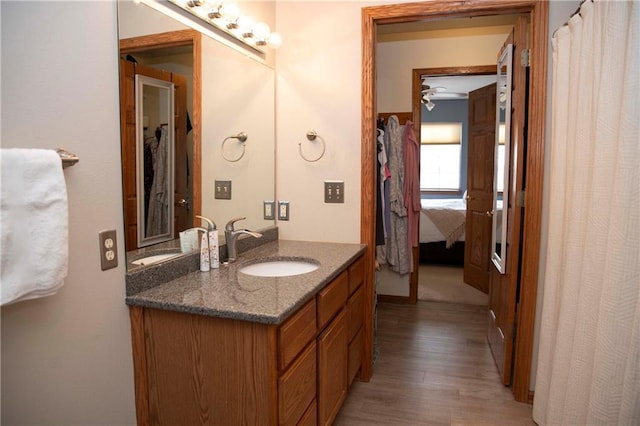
left=56, top=148, right=79, bottom=168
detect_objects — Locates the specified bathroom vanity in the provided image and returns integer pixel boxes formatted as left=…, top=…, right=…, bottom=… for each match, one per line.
left=126, top=240, right=366, bottom=425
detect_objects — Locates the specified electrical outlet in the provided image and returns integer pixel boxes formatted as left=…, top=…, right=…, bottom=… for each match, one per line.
left=278, top=201, right=290, bottom=221
left=98, top=229, right=118, bottom=271
left=264, top=200, right=275, bottom=220
left=324, top=181, right=345, bottom=203
left=214, top=180, right=232, bottom=200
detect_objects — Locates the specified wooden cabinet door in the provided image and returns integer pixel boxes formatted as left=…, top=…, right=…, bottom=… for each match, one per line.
left=279, top=342, right=317, bottom=426
left=317, top=309, right=348, bottom=426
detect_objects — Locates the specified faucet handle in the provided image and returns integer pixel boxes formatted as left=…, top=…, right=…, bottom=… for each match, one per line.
left=225, top=217, right=246, bottom=231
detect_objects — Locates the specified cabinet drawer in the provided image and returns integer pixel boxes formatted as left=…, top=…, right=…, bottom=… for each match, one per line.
left=317, top=270, right=348, bottom=331
left=297, top=399, right=317, bottom=426
left=279, top=299, right=317, bottom=371
left=279, top=342, right=317, bottom=426
left=348, top=327, right=363, bottom=386
left=348, top=286, right=364, bottom=342
left=348, top=255, right=364, bottom=295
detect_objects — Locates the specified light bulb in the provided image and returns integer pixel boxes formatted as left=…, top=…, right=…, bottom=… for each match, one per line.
left=221, top=3, right=240, bottom=20
left=237, top=16, right=255, bottom=38
left=253, top=22, right=270, bottom=40
left=267, top=32, right=282, bottom=49
left=426, top=100, right=435, bottom=111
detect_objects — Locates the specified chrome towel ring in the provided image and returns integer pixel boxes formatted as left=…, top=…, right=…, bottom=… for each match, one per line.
left=298, top=130, right=325, bottom=162
left=221, top=132, right=248, bottom=162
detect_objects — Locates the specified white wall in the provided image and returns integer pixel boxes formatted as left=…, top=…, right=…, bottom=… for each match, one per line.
left=1, top=1, right=136, bottom=424
left=274, top=1, right=367, bottom=243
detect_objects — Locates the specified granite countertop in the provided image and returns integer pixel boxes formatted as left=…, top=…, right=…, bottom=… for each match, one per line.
left=125, top=240, right=366, bottom=325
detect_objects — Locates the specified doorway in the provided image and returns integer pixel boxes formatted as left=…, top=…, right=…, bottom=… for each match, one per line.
left=360, top=1, right=548, bottom=403
left=119, top=29, right=203, bottom=249
left=411, top=66, right=497, bottom=305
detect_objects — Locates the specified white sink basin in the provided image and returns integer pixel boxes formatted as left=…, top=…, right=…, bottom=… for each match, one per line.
left=131, top=253, right=180, bottom=266
left=239, top=259, right=319, bottom=277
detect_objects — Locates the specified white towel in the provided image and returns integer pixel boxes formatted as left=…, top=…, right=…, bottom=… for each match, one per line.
left=1, top=148, right=69, bottom=305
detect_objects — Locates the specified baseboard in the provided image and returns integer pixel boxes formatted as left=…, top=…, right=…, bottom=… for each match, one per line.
left=377, top=294, right=413, bottom=304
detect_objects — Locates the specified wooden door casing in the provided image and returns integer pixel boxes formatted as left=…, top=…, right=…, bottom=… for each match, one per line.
left=464, top=83, right=497, bottom=294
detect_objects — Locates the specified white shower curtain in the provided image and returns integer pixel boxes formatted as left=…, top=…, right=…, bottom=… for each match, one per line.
left=533, top=1, right=639, bottom=425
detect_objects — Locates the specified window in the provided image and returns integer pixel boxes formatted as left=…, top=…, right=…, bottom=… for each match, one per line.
left=420, top=123, right=462, bottom=191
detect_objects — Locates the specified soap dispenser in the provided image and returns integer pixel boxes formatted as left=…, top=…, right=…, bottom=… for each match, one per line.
left=196, top=215, right=219, bottom=269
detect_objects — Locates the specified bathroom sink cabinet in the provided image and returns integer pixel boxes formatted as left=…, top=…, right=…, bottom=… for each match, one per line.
left=128, top=254, right=364, bottom=425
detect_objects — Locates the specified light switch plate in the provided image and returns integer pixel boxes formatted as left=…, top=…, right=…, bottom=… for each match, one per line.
left=215, top=180, right=232, bottom=200
left=278, top=201, right=290, bottom=221
left=98, top=229, right=118, bottom=271
left=324, top=181, right=345, bottom=203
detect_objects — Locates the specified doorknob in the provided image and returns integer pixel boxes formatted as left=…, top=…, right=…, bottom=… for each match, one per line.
left=486, top=210, right=494, bottom=217
left=465, top=194, right=472, bottom=201
left=176, top=198, right=187, bottom=207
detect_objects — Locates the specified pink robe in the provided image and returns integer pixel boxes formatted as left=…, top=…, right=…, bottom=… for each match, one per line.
left=403, top=121, right=421, bottom=252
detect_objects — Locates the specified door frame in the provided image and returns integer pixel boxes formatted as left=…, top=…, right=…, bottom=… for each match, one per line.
left=361, top=0, right=548, bottom=402
left=120, top=29, right=203, bottom=223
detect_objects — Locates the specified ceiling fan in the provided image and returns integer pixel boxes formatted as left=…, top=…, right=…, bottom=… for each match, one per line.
left=421, top=84, right=445, bottom=111
left=421, top=78, right=468, bottom=111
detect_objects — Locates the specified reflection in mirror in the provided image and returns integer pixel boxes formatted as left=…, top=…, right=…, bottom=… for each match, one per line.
left=118, top=0, right=276, bottom=270
left=491, top=43, right=512, bottom=274
left=136, top=75, right=175, bottom=247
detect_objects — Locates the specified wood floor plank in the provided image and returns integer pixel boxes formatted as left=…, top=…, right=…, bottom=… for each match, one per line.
left=335, top=301, right=533, bottom=425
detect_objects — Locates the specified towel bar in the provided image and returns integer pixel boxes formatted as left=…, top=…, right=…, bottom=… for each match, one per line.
left=56, top=148, right=79, bottom=168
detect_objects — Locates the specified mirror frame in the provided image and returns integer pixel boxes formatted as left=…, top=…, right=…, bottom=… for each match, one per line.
left=135, top=74, right=176, bottom=247
left=491, top=43, right=513, bottom=274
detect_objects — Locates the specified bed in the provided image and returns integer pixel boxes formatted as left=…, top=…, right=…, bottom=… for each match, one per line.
left=419, top=198, right=467, bottom=265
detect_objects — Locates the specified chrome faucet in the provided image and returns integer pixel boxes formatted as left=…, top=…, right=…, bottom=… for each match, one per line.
left=224, top=217, right=262, bottom=262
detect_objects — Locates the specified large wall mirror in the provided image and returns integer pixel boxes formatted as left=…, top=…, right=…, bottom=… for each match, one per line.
left=491, top=43, right=512, bottom=274
left=117, top=0, right=276, bottom=269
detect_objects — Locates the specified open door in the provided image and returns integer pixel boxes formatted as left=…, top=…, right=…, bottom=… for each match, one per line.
left=463, top=83, right=496, bottom=294
left=119, top=60, right=189, bottom=250
left=487, top=16, right=529, bottom=385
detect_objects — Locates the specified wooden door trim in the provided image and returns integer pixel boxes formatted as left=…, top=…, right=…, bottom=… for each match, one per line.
left=361, top=0, right=548, bottom=402
left=119, top=29, right=202, bottom=221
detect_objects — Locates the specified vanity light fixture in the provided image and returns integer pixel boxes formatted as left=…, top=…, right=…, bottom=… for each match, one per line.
left=166, top=0, right=282, bottom=50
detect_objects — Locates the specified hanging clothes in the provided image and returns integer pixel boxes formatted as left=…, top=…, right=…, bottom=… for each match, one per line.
left=146, top=125, right=170, bottom=237
left=385, top=115, right=411, bottom=274
left=376, top=129, right=388, bottom=246
left=403, top=120, right=421, bottom=256
left=376, top=128, right=390, bottom=267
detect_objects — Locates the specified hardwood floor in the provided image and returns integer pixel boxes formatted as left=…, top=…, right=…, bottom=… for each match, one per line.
left=418, top=265, right=488, bottom=306
left=335, top=301, right=534, bottom=425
